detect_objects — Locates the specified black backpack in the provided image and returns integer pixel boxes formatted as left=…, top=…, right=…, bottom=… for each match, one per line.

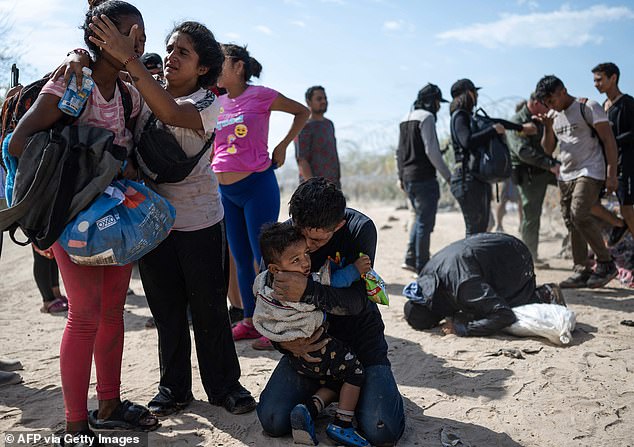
left=0, top=126, right=125, bottom=251
left=451, top=108, right=512, bottom=184
left=135, top=113, right=214, bottom=184
left=0, top=74, right=133, bottom=254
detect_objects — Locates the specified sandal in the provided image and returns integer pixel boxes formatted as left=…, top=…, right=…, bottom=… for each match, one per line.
left=209, top=383, right=256, bottom=415
left=147, top=386, right=193, bottom=417
left=88, top=400, right=160, bottom=431
left=251, top=336, right=275, bottom=351
left=290, top=403, right=318, bottom=445
left=40, top=297, right=68, bottom=314
left=232, top=320, right=261, bottom=340
left=326, top=423, right=369, bottom=447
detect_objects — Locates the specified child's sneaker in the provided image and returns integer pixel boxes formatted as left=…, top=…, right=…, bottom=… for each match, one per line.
left=326, top=423, right=369, bottom=447
left=231, top=321, right=260, bottom=340
left=290, top=404, right=318, bottom=445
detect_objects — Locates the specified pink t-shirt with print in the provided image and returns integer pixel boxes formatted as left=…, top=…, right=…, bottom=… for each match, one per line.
left=212, top=85, right=278, bottom=173
left=41, top=77, right=142, bottom=152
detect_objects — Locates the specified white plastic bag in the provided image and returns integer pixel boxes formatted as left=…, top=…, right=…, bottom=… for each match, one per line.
left=504, top=303, right=576, bottom=345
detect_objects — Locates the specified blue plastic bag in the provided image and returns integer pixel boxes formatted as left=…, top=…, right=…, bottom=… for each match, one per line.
left=60, top=179, right=175, bottom=266
left=2, top=132, right=18, bottom=206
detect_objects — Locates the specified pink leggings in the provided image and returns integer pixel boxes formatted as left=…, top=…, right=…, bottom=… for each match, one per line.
left=52, top=243, right=132, bottom=422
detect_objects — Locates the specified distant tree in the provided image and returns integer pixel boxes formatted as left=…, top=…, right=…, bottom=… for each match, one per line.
left=0, top=14, right=18, bottom=101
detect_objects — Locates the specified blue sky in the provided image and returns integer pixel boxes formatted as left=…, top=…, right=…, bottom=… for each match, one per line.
left=1, top=0, right=633, bottom=155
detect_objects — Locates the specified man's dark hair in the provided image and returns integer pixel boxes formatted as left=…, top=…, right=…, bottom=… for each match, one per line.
left=534, top=75, right=565, bottom=102
left=305, top=85, right=325, bottom=102
left=259, top=222, right=305, bottom=266
left=592, top=62, right=620, bottom=84
left=289, top=177, right=346, bottom=230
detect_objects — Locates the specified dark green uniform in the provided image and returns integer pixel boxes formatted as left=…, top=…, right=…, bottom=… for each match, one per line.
left=507, top=104, right=558, bottom=260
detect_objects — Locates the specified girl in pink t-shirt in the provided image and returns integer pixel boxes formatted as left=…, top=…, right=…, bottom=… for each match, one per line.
left=214, top=44, right=309, bottom=349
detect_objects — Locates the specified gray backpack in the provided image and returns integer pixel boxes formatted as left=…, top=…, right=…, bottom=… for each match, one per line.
left=0, top=125, right=125, bottom=253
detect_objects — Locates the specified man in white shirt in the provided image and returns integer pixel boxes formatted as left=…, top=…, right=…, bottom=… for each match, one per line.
left=535, top=75, right=618, bottom=288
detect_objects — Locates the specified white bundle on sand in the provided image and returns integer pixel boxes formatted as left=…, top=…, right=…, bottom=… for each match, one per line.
left=504, top=303, right=576, bottom=345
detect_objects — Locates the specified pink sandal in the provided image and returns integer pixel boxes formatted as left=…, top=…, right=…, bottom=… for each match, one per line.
left=40, top=297, right=68, bottom=314
left=232, top=321, right=261, bottom=341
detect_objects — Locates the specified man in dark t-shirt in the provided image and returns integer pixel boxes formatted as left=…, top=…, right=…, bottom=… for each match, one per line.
left=256, top=178, right=404, bottom=447
left=295, top=86, right=341, bottom=188
left=593, top=62, right=634, bottom=245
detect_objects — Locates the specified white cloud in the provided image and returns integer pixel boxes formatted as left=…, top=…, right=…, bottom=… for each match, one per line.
left=383, top=19, right=415, bottom=33
left=225, top=32, right=241, bottom=40
left=437, top=5, right=634, bottom=49
left=517, top=0, right=539, bottom=10
left=383, top=20, right=402, bottom=31
left=290, top=20, right=306, bottom=27
left=255, top=25, right=273, bottom=35
left=320, top=0, right=346, bottom=4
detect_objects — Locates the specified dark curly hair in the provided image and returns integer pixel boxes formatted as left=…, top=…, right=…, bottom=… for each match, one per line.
left=167, top=21, right=224, bottom=88
left=259, top=222, right=305, bottom=266
left=289, top=178, right=346, bottom=231
left=222, top=43, right=262, bottom=83
left=83, top=1, right=142, bottom=58
left=534, top=75, right=565, bottom=102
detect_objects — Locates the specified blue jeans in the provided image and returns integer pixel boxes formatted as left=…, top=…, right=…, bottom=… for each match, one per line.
left=257, top=356, right=405, bottom=446
left=404, top=179, right=440, bottom=271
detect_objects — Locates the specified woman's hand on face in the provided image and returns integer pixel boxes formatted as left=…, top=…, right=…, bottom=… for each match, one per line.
left=271, top=144, right=288, bottom=168
left=88, top=14, right=137, bottom=63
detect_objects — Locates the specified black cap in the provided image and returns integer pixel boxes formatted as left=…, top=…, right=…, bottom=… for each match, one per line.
left=140, top=53, right=163, bottom=70
left=417, top=83, right=448, bottom=103
left=450, top=78, right=481, bottom=98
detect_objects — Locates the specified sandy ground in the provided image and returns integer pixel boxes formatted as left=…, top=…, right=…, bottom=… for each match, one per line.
left=1, top=202, right=633, bottom=447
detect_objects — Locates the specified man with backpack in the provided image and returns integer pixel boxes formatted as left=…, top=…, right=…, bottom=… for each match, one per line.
left=535, top=75, right=619, bottom=288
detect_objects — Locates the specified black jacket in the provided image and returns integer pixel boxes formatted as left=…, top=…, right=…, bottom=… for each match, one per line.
left=421, top=233, right=537, bottom=336
left=299, top=208, right=389, bottom=367
left=397, top=109, right=436, bottom=182
left=606, top=94, right=634, bottom=175
left=450, top=109, right=522, bottom=165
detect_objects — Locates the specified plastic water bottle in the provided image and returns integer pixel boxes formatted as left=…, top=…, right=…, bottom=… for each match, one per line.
left=58, top=67, right=94, bottom=117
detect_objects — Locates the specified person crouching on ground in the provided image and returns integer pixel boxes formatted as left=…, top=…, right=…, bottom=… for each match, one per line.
left=253, top=222, right=370, bottom=446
